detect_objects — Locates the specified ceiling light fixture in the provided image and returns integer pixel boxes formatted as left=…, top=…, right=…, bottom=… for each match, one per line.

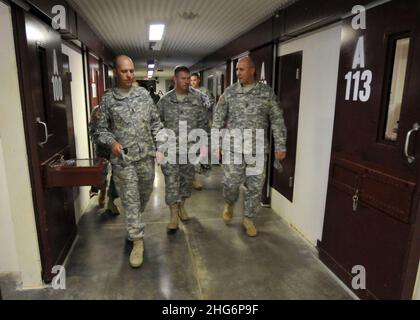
left=149, top=24, right=165, bottom=41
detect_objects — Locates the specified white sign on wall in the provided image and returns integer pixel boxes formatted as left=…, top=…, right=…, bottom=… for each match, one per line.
left=260, top=62, right=267, bottom=84
left=344, top=6, right=373, bottom=103
left=51, top=49, right=63, bottom=102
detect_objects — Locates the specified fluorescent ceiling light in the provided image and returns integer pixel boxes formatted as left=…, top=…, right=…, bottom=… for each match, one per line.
left=148, top=64, right=155, bottom=69
left=149, top=24, right=165, bottom=41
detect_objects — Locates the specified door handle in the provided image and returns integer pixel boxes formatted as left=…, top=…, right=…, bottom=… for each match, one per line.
left=405, top=122, right=420, bottom=164
left=36, top=117, right=49, bottom=147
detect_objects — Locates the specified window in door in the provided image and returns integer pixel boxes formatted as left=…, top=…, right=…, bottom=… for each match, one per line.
left=381, top=36, right=410, bottom=142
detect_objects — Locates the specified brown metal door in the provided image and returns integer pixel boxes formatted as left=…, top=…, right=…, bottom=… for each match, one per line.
left=27, top=19, right=68, bottom=161
left=14, top=8, right=77, bottom=283
left=319, top=1, right=420, bottom=299
left=62, top=54, right=76, bottom=159
left=272, top=52, right=302, bottom=202
left=250, top=44, right=274, bottom=205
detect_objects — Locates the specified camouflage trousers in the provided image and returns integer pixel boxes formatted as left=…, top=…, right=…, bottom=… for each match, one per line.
left=161, top=161, right=195, bottom=205
left=101, top=162, right=119, bottom=199
left=222, top=154, right=267, bottom=218
left=112, top=158, right=155, bottom=241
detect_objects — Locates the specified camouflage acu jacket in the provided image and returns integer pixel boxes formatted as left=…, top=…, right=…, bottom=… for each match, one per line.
left=157, top=88, right=209, bottom=154
left=89, top=105, right=111, bottom=159
left=212, top=81, right=287, bottom=154
left=196, top=86, right=215, bottom=112
left=92, top=86, right=164, bottom=164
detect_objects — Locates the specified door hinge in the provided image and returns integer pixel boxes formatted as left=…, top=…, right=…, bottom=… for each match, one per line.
left=296, top=68, right=300, bottom=80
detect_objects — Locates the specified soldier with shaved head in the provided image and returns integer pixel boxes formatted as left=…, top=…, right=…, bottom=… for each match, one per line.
left=92, top=55, right=165, bottom=268
left=213, top=56, right=287, bottom=237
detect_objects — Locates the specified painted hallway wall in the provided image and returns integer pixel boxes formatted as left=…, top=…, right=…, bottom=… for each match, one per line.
left=271, top=23, right=342, bottom=247
left=0, top=1, right=43, bottom=288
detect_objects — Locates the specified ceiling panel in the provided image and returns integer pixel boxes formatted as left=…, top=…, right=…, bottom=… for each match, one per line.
left=68, top=0, right=297, bottom=77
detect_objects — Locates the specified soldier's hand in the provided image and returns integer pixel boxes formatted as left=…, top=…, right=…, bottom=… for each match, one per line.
left=275, top=150, right=286, bottom=161
left=112, top=142, right=123, bottom=157
left=156, top=151, right=165, bottom=165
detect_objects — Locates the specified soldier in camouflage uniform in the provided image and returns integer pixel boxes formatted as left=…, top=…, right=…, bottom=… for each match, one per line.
left=190, top=73, right=214, bottom=191
left=89, top=104, right=119, bottom=214
left=212, top=56, right=287, bottom=237
left=191, top=73, right=215, bottom=114
left=92, top=55, right=165, bottom=268
left=157, top=66, right=209, bottom=233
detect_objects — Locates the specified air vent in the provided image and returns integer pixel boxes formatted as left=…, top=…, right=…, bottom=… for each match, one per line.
left=178, top=11, right=199, bottom=20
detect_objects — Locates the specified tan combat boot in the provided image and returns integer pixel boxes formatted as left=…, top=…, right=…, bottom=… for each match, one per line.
left=178, top=200, right=189, bottom=222
left=129, top=239, right=144, bottom=268
left=242, top=217, right=257, bottom=237
left=222, top=203, right=234, bottom=223
left=192, top=179, right=203, bottom=191
left=167, top=204, right=179, bottom=232
left=106, top=198, right=120, bottom=215
left=98, top=190, right=106, bottom=208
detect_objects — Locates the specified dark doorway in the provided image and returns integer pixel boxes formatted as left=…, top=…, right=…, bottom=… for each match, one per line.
left=272, top=52, right=302, bottom=202
left=318, top=0, right=420, bottom=299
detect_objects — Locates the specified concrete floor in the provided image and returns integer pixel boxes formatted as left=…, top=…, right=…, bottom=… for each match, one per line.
left=1, top=166, right=353, bottom=300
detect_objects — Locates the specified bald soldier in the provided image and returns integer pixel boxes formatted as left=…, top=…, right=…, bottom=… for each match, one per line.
left=213, top=56, right=287, bottom=237
left=92, top=55, right=165, bottom=268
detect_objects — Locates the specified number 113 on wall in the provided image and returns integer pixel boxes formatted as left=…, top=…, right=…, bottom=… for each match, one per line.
left=344, top=69, right=372, bottom=102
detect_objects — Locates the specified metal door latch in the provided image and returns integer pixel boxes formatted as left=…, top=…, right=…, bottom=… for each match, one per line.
left=352, top=189, right=360, bottom=212
left=405, top=122, right=420, bottom=164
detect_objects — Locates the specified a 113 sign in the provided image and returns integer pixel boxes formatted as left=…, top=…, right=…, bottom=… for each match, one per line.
left=344, top=6, right=373, bottom=103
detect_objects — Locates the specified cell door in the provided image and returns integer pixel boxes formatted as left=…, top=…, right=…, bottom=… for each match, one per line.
left=319, top=1, right=420, bottom=299
left=250, top=44, right=274, bottom=205
left=27, top=18, right=69, bottom=161
left=272, top=52, right=302, bottom=202
left=14, top=8, right=77, bottom=283
left=62, top=54, right=76, bottom=159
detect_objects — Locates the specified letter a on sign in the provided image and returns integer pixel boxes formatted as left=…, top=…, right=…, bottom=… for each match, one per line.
left=52, top=5, right=66, bottom=30
left=351, top=5, right=366, bottom=30
left=352, top=36, right=366, bottom=69
left=260, top=62, right=266, bottom=83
